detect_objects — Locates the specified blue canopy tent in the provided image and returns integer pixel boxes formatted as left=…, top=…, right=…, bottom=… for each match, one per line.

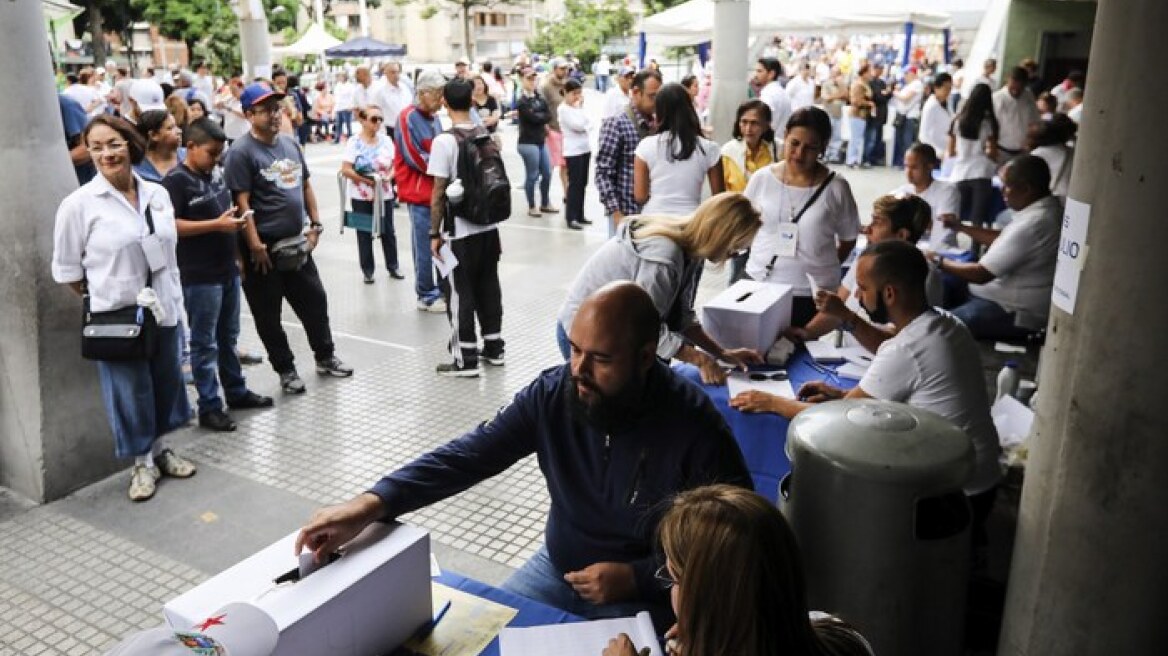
left=324, top=36, right=407, bottom=59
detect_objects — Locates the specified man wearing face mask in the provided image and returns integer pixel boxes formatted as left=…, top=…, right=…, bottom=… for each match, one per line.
left=294, top=282, right=751, bottom=632
left=732, top=242, right=1001, bottom=533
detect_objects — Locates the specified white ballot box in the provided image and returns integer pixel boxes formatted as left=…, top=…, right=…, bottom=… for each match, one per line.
left=164, top=522, right=432, bottom=656
left=702, top=280, right=794, bottom=354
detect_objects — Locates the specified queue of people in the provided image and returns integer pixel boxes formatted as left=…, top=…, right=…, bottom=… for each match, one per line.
left=62, top=46, right=1080, bottom=655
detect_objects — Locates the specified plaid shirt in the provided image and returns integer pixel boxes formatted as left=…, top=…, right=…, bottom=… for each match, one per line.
left=595, top=110, right=650, bottom=217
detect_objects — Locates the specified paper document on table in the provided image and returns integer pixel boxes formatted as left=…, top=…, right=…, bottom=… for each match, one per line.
left=434, top=242, right=458, bottom=279
left=430, top=554, right=442, bottom=577
left=726, top=370, right=795, bottom=399
left=399, top=582, right=518, bottom=656
left=499, top=611, right=662, bottom=656
left=836, top=362, right=869, bottom=380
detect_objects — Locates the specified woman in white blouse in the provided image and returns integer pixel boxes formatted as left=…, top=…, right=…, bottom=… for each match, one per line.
left=634, top=83, right=724, bottom=216
left=744, top=107, right=861, bottom=327
left=340, top=104, right=401, bottom=283
left=947, top=83, right=1000, bottom=227
left=558, top=78, right=593, bottom=230
left=51, top=115, right=197, bottom=503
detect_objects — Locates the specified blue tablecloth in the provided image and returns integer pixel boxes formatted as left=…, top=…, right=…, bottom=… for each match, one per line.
left=434, top=571, right=584, bottom=656
left=673, top=350, right=858, bottom=503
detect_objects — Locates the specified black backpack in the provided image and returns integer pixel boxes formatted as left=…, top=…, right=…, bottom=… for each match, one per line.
left=448, top=125, right=511, bottom=226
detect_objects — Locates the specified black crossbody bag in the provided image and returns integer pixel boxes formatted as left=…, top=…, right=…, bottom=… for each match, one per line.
left=80, top=206, right=160, bottom=361
left=764, top=171, right=836, bottom=276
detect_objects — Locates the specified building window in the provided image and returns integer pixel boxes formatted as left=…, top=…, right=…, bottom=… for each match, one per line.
left=509, top=14, right=526, bottom=29
left=475, top=12, right=507, bottom=27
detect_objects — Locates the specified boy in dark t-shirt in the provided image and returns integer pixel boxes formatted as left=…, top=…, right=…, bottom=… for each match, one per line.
left=162, top=118, right=272, bottom=432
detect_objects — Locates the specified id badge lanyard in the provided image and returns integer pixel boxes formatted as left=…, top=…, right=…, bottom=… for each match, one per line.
left=765, top=171, right=835, bottom=277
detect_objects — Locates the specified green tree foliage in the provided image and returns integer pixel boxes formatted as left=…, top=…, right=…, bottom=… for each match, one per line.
left=528, top=0, right=635, bottom=69
left=643, top=0, right=689, bottom=15
left=70, top=0, right=144, bottom=63
left=129, top=0, right=299, bottom=74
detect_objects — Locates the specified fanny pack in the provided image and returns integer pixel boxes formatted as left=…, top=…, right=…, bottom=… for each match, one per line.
left=270, top=234, right=310, bottom=271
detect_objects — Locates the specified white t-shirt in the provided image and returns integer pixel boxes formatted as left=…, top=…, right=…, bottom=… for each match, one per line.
left=374, top=80, right=414, bottom=129
left=342, top=132, right=396, bottom=201
left=634, top=133, right=722, bottom=216
left=1031, top=144, right=1072, bottom=200
left=918, top=95, right=952, bottom=157
left=992, top=87, right=1040, bottom=151
left=557, top=103, right=592, bottom=157
left=786, top=75, right=816, bottom=111
left=840, top=251, right=944, bottom=317
left=895, top=181, right=961, bottom=250
left=64, top=83, right=103, bottom=117
left=744, top=168, right=861, bottom=293
left=894, top=79, right=924, bottom=119
left=859, top=309, right=1002, bottom=494
left=970, top=195, right=1062, bottom=328
left=221, top=97, right=249, bottom=141
left=427, top=126, right=499, bottom=241
left=760, top=80, right=792, bottom=139
left=949, top=119, right=997, bottom=182
left=334, top=81, right=357, bottom=111
left=52, top=173, right=184, bottom=327
left=603, top=87, right=631, bottom=119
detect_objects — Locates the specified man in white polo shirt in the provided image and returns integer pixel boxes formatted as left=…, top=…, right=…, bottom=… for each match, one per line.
left=732, top=240, right=1002, bottom=542
left=992, top=67, right=1040, bottom=161
left=933, top=155, right=1061, bottom=340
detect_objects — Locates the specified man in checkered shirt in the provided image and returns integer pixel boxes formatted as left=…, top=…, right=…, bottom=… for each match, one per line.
left=595, top=69, right=662, bottom=236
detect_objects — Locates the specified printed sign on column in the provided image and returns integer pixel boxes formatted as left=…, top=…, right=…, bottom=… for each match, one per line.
left=1052, top=199, right=1090, bottom=314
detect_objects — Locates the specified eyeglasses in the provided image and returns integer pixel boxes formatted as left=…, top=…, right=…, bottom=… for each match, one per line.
left=749, top=371, right=789, bottom=382
left=366, top=115, right=384, bottom=124
left=87, top=141, right=128, bottom=155
left=654, top=564, right=676, bottom=589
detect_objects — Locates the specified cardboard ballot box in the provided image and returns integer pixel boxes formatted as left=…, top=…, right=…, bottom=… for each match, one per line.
left=702, top=280, right=794, bottom=354
left=165, top=522, right=432, bottom=656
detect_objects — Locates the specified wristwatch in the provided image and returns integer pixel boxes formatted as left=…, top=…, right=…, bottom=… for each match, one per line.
left=308, top=222, right=324, bottom=233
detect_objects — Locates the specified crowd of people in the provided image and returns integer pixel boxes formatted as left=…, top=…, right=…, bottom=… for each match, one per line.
left=58, top=41, right=1083, bottom=655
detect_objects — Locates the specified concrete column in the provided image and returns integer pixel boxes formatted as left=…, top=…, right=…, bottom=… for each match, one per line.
left=235, top=0, right=273, bottom=80
left=0, top=1, right=119, bottom=502
left=999, top=0, right=1168, bottom=652
left=708, top=0, right=750, bottom=145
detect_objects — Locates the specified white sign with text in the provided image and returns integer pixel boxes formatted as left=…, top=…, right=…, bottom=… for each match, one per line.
left=1052, top=198, right=1090, bottom=314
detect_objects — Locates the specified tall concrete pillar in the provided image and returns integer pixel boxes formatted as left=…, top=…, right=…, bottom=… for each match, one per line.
left=0, top=2, right=119, bottom=502
left=235, top=0, right=273, bottom=79
left=709, top=0, right=750, bottom=145
left=999, top=0, right=1168, bottom=652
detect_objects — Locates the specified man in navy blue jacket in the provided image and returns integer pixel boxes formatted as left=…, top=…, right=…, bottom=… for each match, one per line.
left=296, top=282, right=751, bottom=627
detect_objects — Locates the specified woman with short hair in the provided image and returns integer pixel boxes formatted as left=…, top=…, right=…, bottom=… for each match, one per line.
left=52, top=115, right=196, bottom=502
left=340, top=105, right=402, bottom=284
left=603, top=485, right=874, bottom=656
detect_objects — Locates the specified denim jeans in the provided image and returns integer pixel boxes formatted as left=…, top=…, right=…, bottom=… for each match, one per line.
left=892, top=117, right=919, bottom=167
left=864, top=119, right=885, bottom=165
left=95, top=326, right=192, bottom=458
left=951, top=294, right=1031, bottom=341
left=352, top=199, right=400, bottom=276
left=184, top=277, right=248, bottom=415
left=334, top=110, right=353, bottom=142
left=407, top=203, right=441, bottom=302
left=502, top=544, right=674, bottom=632
left=846, top=117, right=867, bottom=166
left=516, top=142, right=552, bottom=209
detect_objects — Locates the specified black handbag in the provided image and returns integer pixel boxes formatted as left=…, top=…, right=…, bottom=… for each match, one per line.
left=80, top=206, right=161, bottom=361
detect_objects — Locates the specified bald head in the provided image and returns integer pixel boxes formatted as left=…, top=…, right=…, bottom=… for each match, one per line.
left=575, top=282, right=661, bottom=353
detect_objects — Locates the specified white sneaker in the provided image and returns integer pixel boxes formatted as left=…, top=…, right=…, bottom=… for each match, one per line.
left=128, top=464, right=158, bottom=502
left=417, top=298, right=447, bottom=313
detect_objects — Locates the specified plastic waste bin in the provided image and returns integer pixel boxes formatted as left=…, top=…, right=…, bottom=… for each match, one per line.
left=780, top=400, right=975, bottom=656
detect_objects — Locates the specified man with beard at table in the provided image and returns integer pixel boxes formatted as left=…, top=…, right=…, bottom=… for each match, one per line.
left=294, top=282, right=751, bottom=632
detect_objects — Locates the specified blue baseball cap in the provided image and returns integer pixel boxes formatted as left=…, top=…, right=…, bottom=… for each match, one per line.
left=240, top=82, right=285, bottom=111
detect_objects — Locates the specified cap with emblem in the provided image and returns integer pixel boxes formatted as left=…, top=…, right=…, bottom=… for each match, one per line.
left=128, top=79, right=166, bottom=113
left=103, top=603, right=278, bottom=656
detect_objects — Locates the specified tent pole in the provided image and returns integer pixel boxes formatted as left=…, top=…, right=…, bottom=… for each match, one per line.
left=943, top=28, right=951, bottom=65
left=903, top=21, right=914, bottom=67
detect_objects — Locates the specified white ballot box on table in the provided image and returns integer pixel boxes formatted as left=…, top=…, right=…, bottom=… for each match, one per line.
left=164, top=522, right=432, bottom=656
left=702, top=280, right=794, bottom=354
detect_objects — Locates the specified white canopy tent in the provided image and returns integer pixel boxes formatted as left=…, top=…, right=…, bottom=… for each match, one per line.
left=271, top=23, right=342, bottom=57
left=641, top=0, right=952, bottom=47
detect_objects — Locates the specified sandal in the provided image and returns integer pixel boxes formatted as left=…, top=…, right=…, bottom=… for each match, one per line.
left=128, top=465, right=158, bottom=502
left=156, top=449, right=197, bottom=478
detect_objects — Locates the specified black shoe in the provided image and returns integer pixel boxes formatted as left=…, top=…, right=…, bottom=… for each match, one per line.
left=481, top=345, right=505, bottom=367
left=198, top=409, right=237, bottom=432
left=566, top=221, right=584, bottom=231
left=436, top=361, right=480, bottom=377
left=227, top=390, right=274, bottom=410
left=576, top=217, right=593, bottom=225
left=363, top=273, right=375, bottom=284
left=316, top=356, right=354, bottom=377
left=388, top=269, right=405, bottom=280
left=280, top=370, right=307, bottom=394
left=238, top=350, right=264, bottom=366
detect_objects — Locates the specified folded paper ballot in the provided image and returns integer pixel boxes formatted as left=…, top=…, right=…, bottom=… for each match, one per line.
left=500, top=611, right=662, bottom=656
left=727, top=370, right=796, bottom=400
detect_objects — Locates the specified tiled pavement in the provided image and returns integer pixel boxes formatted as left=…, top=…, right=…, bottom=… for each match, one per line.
left=2, top=94, right=1024, bottom=653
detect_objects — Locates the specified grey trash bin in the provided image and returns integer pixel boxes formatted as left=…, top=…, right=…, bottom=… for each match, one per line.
left=780, top=399, right=975, bottom=656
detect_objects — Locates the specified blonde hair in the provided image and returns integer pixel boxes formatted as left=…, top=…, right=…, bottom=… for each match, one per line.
left=660, top=485, right=872, bottom=656
left=872, top=193, right=932, bottom=243
left=632, top=193, right=761, bottom=263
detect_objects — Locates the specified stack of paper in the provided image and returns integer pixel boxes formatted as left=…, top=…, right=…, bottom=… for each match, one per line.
left=499, top=611, right=662, bottom=656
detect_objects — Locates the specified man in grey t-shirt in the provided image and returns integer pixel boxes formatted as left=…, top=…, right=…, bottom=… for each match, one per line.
left=223, top=82, right=353, bottom=394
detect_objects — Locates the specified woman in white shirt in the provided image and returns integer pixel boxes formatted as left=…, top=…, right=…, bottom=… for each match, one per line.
left=51, top=116, right=197, bottom=503
left=1026, top=114, right=1077, bottom=202
left=340, top=104, right=401, bottom=283
left=558, top=78, right=592, bottom=230
left=745, top=107, right=861, bottom=327
left=918, top=72, right=953, bottom=160
left=634, top=83, right=725, bottom=216
left=947, top=83, right=1000, bottom=227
